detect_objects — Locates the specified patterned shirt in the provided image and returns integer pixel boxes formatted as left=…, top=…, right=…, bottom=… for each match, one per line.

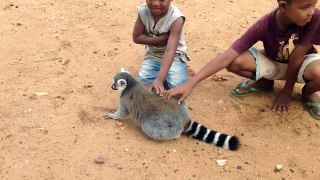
left=231, top=8, right=319, bottom=63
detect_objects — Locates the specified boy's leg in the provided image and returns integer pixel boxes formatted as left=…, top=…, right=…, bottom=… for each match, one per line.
left=138, top=58, right=160, bottom=88
left=299, top=55, right=320, bottom=119
left=165, top=59, right=188, bottom=89
left=226, top=50, right=256, bottom=78
left=226, top=49, right=274, bottom=95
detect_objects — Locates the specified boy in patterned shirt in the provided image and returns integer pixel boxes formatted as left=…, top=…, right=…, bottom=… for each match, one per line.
left=166, top=0, right=320, bottom=120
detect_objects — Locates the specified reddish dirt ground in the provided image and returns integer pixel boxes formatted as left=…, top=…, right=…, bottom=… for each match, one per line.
left=1, top=0, right=320, bottom=179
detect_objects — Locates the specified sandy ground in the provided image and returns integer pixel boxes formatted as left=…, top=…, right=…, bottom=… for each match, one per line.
left=1, top=0, right=320, bottom=179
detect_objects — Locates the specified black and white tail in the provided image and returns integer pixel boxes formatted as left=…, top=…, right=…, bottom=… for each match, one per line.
left=184, top=121, right=239, bottom=151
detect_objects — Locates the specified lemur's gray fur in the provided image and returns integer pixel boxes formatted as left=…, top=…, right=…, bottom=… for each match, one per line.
left=104, top=68, right=239, bottom=151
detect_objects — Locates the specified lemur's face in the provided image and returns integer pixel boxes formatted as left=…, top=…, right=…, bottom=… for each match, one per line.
left=111, top=68, right=130, bottom=91
left=111, top=77, right=127, bottom=91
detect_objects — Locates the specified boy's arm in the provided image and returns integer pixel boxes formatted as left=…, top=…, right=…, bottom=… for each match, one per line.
left=151, top=17, right=184, bottom=95
left=273, top=44, right=312, bottom=112
left=132, top=14, right=169, bottom=46
left=166, top=47, right=239, bottom=103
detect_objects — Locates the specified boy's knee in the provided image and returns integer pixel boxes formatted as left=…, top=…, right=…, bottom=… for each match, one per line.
left=314, top=66, right=320, bottom=76
left=304, top=60, right=320, bottom=83
left=309, top=61, right=320, bottom=79
left=167, top=77, right=187, bottom=89
left=166, top=72, right=188, bottom=88
left=313, top=68, right=320, bottom=82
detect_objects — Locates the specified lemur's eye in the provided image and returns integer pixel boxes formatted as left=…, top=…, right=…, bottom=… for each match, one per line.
left=117, top=79, right=127, bottom=87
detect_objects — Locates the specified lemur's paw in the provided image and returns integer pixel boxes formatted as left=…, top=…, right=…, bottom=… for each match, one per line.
left=103, top=112, right=120, bottom=120
left=103, top=112, right=114, bottom=119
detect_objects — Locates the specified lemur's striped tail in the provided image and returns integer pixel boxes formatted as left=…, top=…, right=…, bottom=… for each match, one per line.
left=184, top=121, right=239, bottom=151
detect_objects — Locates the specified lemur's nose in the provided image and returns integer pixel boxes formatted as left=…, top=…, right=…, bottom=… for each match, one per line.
left=111, top=83, right=117, bottom=90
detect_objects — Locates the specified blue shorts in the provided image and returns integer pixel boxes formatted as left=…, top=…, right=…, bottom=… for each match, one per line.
left=138, top=58, right=188, bottom=89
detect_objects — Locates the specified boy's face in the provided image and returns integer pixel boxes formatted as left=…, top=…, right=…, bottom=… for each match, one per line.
left=146, top=0, right=172, bottom=17
left=282, top=0, right=317, bottom=26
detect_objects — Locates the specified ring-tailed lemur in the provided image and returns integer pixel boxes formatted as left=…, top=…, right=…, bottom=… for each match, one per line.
left=104, top=68, right=239, bottom=151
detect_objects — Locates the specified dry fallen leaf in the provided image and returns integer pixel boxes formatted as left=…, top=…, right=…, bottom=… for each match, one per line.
left=34, top=92, right=49, bottom=96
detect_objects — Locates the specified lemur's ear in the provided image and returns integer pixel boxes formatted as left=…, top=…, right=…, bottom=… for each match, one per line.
left=120, top=68, right=130, bottom=74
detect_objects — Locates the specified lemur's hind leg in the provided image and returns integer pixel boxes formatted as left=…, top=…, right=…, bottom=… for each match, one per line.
left=141, top=120, right=183, bottom=141
left=104, top=105, right=128, bottom=120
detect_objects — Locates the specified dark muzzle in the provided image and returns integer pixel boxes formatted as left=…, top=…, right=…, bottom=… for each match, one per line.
left=111, top=83, right=117, bottom=90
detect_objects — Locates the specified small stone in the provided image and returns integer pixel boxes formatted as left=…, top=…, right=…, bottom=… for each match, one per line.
left=274, top=164, right=283, bottom=173
left=216, top=159, right=227, bottom=166
left=116, top=122, right=123, bottom=127
left=29, top=95, right=37, bottom=100
left=94, top=155, right=105, bottom=164
left=26, top=108, right=32, bottom=112
left=83, top=84, right=93, bottom=88
left=38, top=128, right=49, bottom=135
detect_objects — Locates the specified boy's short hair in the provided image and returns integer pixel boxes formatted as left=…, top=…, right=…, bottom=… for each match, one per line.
left=278, top=0, right=292, bottom=3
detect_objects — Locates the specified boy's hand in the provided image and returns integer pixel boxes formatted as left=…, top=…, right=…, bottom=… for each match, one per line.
left=149, top=78, right=166, bottom=96
left=166, top=82, right=193, bottom=104
left=273, top=91, right=291, bottom=113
